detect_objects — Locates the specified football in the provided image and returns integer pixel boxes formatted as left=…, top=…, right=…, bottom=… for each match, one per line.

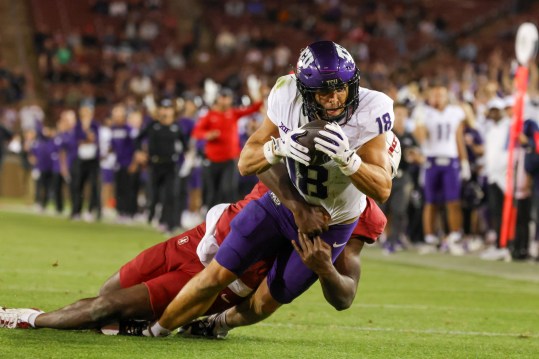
left=295, top=119, right=332, bottom=166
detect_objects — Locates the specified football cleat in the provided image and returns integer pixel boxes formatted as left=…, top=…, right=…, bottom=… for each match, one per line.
left=119, top=319, right=151, bottom=336
left=178, top=314, right=228, bottom=339
left=100, top=319, right=151, bottom=336
left=0, top=307, right=43, bottom=329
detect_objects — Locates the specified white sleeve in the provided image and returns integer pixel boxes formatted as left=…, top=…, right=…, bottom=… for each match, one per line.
left=267, top=75, right=296, bottom=127
left=358, top=93, right=395, bottom=147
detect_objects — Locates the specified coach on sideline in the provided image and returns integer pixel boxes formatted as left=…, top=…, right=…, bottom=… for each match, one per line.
left=192, top=87, right=263, bottom=207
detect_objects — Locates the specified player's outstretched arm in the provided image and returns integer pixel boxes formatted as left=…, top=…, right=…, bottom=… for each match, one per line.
left=258, top=162, right=330, bottom=236
left=351, top=134, right=392, bottom=202
left=292, top=233, right=363, bottom=310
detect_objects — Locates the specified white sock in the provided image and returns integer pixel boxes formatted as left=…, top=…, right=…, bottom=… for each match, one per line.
left=28, top=312, right=41, bottom=328
left=214, top=311, right=229, bottom=331
left=150, top=322, right=171, bottom=337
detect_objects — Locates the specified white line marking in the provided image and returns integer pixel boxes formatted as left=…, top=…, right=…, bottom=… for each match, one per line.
left=258, top=322, right=539, bottom=338
left=297, top=301, right=539, bottom=314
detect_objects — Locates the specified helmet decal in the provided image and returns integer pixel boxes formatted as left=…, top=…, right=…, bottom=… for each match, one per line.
left=297, top=48, right=315, bottom=71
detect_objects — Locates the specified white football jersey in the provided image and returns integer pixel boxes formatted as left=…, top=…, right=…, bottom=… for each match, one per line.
left=267, top=74, right=394, bottom=224
left=421, top=104, right=465, bottom=158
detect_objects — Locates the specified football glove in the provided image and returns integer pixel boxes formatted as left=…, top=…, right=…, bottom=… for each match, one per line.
left=314, top=122, right=362, bottom=176
left=263, top=128, right=311, bottom=166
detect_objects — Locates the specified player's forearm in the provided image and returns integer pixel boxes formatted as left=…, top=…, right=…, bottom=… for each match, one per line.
left=257, top=163, right=305, bottom=213
left=238, top=141, right=272, bottom=175
left=318, top=267, right=357, bottom=311
left=349, top=163, right=392, bottom=203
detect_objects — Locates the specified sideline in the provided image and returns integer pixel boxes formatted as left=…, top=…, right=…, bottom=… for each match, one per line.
left=364, top=246, right=539, bottom=283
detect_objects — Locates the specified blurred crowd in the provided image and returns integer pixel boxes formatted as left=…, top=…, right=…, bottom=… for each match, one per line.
left=0, top=84, right=265, bottom=235
left=0, top=0, right=539, bottom=261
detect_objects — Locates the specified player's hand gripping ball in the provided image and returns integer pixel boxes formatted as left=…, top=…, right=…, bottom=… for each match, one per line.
left=294, top=120, right=332, bottom=166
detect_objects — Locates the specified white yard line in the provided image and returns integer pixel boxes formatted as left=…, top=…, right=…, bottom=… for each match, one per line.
left=296, top=301, right=539, bottom=314
left=258, top=322, right=539, bottom=338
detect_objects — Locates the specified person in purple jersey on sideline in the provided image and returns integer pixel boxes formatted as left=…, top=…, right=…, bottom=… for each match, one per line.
left=177, top=94, right=203, bottom=227
left=145, top=40, right=394, bottom=337
left=52, top=111, right=69, bottom=215
left=57, top=110, right=78, bottom=216
left=99, top=116, right=116, bottom=215
left=110, top=103, right=139, bottom=220
left=30, top=126, right=56, bottom=212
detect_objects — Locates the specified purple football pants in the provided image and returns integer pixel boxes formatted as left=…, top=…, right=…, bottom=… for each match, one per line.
left=423, top=157, right=461, bottom=204
left=215, top=192, right=358, bottom=304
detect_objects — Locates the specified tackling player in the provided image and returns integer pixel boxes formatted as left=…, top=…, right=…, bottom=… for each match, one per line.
left=0, top=131, right=400, bottom=334
left=0, top=162, right=389, bottom=333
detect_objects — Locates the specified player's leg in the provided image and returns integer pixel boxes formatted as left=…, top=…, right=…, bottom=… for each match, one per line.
left=180, top=220, right=357, bottom=338
left=156, top=259, right=237, bottom=332
left=221, top=277, right=281, bottom=328
left=422, top=160, right=441, bottom=245
left=99, top=271, right=122, bottom=296
left=152, top=195, right=287, bottom=334
left=33, top=284, right=152, bottom=329
left=446, top=199, right=463, bottom=234
left=147, top=166, right=160, bottom=223
left=179, top=276, right=281, bottom=339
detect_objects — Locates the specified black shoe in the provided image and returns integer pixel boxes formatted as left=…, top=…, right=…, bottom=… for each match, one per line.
left=178, top=314, right=228, bottom=339
left=118, top=319, right=151, bottom=336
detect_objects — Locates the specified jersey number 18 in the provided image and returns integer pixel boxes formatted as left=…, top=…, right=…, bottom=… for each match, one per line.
left=287, top=159, right=329, bottom=199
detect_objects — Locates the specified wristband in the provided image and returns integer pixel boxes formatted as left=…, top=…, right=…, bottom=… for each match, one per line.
left=339, top=153, right=362, bottom=176
left=263, top=139, right=281, bottom=165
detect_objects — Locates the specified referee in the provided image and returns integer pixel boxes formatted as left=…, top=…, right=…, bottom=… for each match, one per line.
left=135, top=98, right=186, bottom=234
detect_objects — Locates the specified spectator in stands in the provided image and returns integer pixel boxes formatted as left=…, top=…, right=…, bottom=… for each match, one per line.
left=19, top=99, right=44, bottom=133
left=192, top=88, right=262, bottom=208
left=129, top=69, right=153, bottom=99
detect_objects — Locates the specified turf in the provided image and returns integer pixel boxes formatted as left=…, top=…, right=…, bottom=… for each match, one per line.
left=1, top=210, right=538, bottom=358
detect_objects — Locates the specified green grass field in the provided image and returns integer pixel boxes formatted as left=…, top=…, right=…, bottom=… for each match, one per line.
left=1, top=209, right=539, bottom=358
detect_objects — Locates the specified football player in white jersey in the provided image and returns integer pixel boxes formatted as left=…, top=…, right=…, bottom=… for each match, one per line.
left=414, top=82, right=470, bottom=253
left=145, top=41, right=394, bottom=337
